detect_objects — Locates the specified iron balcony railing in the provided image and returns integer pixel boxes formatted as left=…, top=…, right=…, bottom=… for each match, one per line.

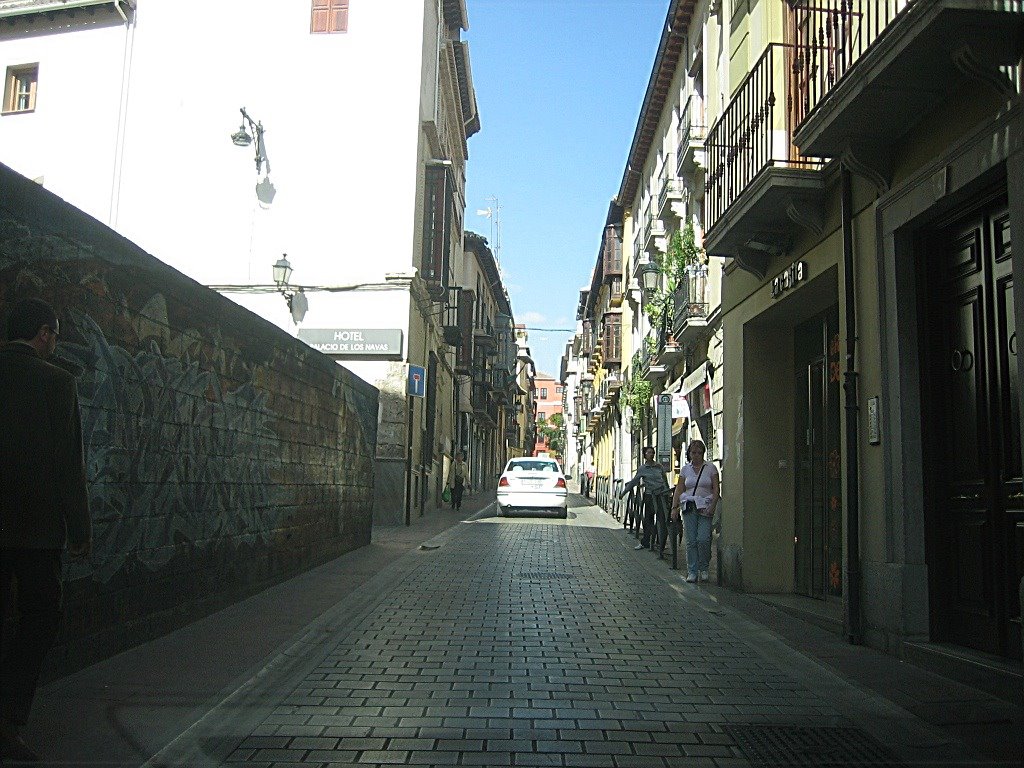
left=672, top=267, right=709, bottom=332
left=704, top=43, right=823, bottom=236
left=657, top=155, right=684, bottom=213
left=790, top=0, right=913, bottom=129
left=676, top=94, right=706, bottom=173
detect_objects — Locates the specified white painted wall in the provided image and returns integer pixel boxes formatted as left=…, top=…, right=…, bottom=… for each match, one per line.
left=0, top=0, right=429, bottom=320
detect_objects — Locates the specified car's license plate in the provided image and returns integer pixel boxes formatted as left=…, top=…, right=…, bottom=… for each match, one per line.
left=523, top=479, right=543, bottom=487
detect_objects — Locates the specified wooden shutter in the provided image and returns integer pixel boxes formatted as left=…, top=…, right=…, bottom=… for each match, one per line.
left=422, top=165, right=447, bottom=284
left=311, top=0, right=349, bottom=34
left=457, top=289, right=475, bottom=368
left=603, top=314, right=621, bottom=363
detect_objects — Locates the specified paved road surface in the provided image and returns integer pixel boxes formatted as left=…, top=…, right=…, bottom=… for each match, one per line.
left=140, top=494, right=989, bottom=767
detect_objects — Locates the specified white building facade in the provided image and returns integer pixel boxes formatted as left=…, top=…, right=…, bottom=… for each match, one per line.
left=0, top=0, right=484, bottom=523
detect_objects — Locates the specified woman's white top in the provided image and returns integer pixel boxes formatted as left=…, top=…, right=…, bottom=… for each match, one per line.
left=678, top=461, right=719, bottom=514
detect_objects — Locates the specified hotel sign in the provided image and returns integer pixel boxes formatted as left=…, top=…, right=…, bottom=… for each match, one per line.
left=298, top=328, right=403, bottom=358
left=771, top=260, right=807, bottom=298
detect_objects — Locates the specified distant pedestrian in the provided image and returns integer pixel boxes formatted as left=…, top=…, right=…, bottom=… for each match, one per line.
left=0, top=298, right=91, bottom=763
left=671, top=439, right=719, bottom=583
left=620, top=447, right=672, bottom=556
left=447, top=452, right=470, bottom=510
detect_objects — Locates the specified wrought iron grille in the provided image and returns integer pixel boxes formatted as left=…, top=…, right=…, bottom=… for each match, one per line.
left=790, top=0, right=914, bottom=129
left=704, top=43, right=823, bottom=236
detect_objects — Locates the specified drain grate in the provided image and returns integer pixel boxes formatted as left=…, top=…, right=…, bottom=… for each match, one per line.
left=724, top=725, right=905, bottom=767
left=517, top=571, right=573, bottom=581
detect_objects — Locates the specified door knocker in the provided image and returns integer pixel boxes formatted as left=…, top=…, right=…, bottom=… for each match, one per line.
left=951, top=348, right=974, bottom=372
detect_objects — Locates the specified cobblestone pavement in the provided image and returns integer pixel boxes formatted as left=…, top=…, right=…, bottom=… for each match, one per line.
left=150, top=496, right=986, bottom=767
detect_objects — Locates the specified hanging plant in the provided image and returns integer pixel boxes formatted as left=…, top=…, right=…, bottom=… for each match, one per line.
left=622, top=377, right=652, bottom=421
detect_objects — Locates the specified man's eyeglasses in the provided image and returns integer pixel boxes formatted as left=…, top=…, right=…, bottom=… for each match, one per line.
left=43, top=325, right=60, bottom=338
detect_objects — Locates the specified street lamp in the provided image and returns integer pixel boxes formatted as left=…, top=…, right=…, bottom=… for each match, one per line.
left=272, top=254, right=292, bottom=288
left=639, top=261, right=661, bottom=298
left=231, top=107, right=271, bottom=175
left=272, top=254, right=307, bottom=324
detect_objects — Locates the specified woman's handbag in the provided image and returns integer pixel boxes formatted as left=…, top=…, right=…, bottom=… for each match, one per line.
left=442, top=486, right=452, bottom=503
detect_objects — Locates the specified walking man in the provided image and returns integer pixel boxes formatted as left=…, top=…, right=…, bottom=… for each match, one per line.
left=620, top=446, right=672, bottom=556
left=0, top=298, right=91, bottom=762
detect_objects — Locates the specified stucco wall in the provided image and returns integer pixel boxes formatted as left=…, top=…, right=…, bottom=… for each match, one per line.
left=0, top=163, right=378, bottom=676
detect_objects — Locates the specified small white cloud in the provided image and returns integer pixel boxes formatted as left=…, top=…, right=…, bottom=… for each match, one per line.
left=520, top=311, right=547, bottom=325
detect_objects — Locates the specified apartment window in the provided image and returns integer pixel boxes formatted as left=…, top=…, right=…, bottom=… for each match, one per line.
left=556, top=386, right=562, bottom=395
left=311, top=0, right=349, bottom=33
left=3, top=64, right=37, bottom=114
left=540, top=387, right=548, bottom=399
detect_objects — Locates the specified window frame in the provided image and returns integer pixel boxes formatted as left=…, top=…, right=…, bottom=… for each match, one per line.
left=3, top=64, right=38, bottom=115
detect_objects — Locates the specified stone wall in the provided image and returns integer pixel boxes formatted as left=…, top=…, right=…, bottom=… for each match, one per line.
left=0, top=163, right=378, bottom=677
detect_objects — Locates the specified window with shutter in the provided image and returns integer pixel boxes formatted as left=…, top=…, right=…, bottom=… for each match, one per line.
left=421, top=165, right=450, bottom=294
left=311, top=0, right=349, bottom=34
left=603, top=314, right=621, bottom=364
left=457, top=289, right=475, bottom=369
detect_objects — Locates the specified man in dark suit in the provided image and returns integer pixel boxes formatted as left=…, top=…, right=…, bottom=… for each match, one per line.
left=0, top=298, right=91, bottom=762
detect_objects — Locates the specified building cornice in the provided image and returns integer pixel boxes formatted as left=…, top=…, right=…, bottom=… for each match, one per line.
left=614, top=0, right=698, bottom=208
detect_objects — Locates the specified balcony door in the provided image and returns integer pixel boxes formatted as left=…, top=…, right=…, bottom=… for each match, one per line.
left=920, top=194, right=1022, bottom=660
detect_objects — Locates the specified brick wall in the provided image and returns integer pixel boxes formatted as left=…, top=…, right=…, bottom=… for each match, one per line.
left=0, top=163, right=378, bottom=677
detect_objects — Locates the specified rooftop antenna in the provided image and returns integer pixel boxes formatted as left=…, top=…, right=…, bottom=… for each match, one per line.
left=475, top=195, right=502, bottom=267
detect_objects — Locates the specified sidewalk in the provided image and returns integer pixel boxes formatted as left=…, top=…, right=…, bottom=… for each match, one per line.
left=20, top=494, right=495, bottom=767
left=609, top=513, right=1024, bottom=766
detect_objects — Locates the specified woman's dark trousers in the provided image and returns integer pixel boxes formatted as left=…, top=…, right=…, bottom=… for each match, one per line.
left=452, top=480, right=464, bottom=510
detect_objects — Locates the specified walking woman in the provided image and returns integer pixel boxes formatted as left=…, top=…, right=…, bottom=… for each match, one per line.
left=447, top=452, right=470, bottom=510
left=671, top=439, right=720, bottom=583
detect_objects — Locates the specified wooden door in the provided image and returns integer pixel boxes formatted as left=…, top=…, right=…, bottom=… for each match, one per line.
left=923, top=196, right=1022, bottom=659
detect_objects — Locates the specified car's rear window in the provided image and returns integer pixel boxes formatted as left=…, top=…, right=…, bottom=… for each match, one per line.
left=508, top=461, right=559, bottom=473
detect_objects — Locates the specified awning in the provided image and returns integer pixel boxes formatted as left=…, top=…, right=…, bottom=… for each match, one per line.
left=682, top=362, right=708, bottom=394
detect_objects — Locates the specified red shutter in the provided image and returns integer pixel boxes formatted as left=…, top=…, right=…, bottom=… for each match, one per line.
left=311, top=0, right=349, bottom=33
left=330, top=0, right=349, bottom=32
left=311, top=0, right=329, bottom=32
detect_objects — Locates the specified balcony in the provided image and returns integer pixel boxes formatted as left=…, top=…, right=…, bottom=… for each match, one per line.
left=657, top=156, right=687, bottom=219
left=608, top=275, right=624, bottom=307
left=472, top=382, right=498, bottom=426
left=474, top=317, right=496, bottom=353
left=642, top=336, right=668, bottom=383
left=677, top=94, right=707, bottom=175
left=704, top=43, right=825, bottom=279
left=671, top=267, right=709, bottom=345
left=791, top=1, right=1024, bottom=164
left=645, top=209, right=667, bottom=254
left=442, top=286, right=462, bottom=347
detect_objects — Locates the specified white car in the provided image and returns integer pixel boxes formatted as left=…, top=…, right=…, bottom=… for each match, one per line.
left=496, top=457, right=568, bottom=518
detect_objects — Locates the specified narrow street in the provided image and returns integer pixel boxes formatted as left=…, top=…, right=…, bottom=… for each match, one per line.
left=128, top=494, right=998, bottom=768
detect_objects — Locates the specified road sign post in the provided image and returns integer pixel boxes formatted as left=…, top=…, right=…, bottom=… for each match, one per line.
left=405, top=364, right=426, bottom=526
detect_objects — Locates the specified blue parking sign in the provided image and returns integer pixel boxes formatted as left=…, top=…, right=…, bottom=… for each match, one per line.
left=408, top=364, right=426, bottom=397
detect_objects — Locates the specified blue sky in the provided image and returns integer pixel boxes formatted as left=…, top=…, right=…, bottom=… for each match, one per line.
left=463, top=0, right=670, bottom=378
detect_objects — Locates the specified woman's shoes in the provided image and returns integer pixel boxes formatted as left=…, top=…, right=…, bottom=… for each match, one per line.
left=685, top=573, right=697, bottom=583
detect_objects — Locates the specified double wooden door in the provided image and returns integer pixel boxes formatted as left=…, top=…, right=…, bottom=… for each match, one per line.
left=922, top=194, right=1022, bottom=660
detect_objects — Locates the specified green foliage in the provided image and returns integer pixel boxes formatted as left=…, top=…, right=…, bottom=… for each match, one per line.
left=621, top=377, right=652, bottom=422
left=644, top=221, right=704, bottom=326
left=538, top=411, right=565, bottom=457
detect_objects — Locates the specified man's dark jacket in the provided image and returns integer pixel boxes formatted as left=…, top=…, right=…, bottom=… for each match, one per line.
left=0, top=343, right=90, bottom=549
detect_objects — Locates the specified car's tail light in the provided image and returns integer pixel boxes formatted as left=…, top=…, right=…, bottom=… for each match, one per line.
left=498, top=477, right=510, bottom=487
left=555, top=478, right=566, bottom=488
